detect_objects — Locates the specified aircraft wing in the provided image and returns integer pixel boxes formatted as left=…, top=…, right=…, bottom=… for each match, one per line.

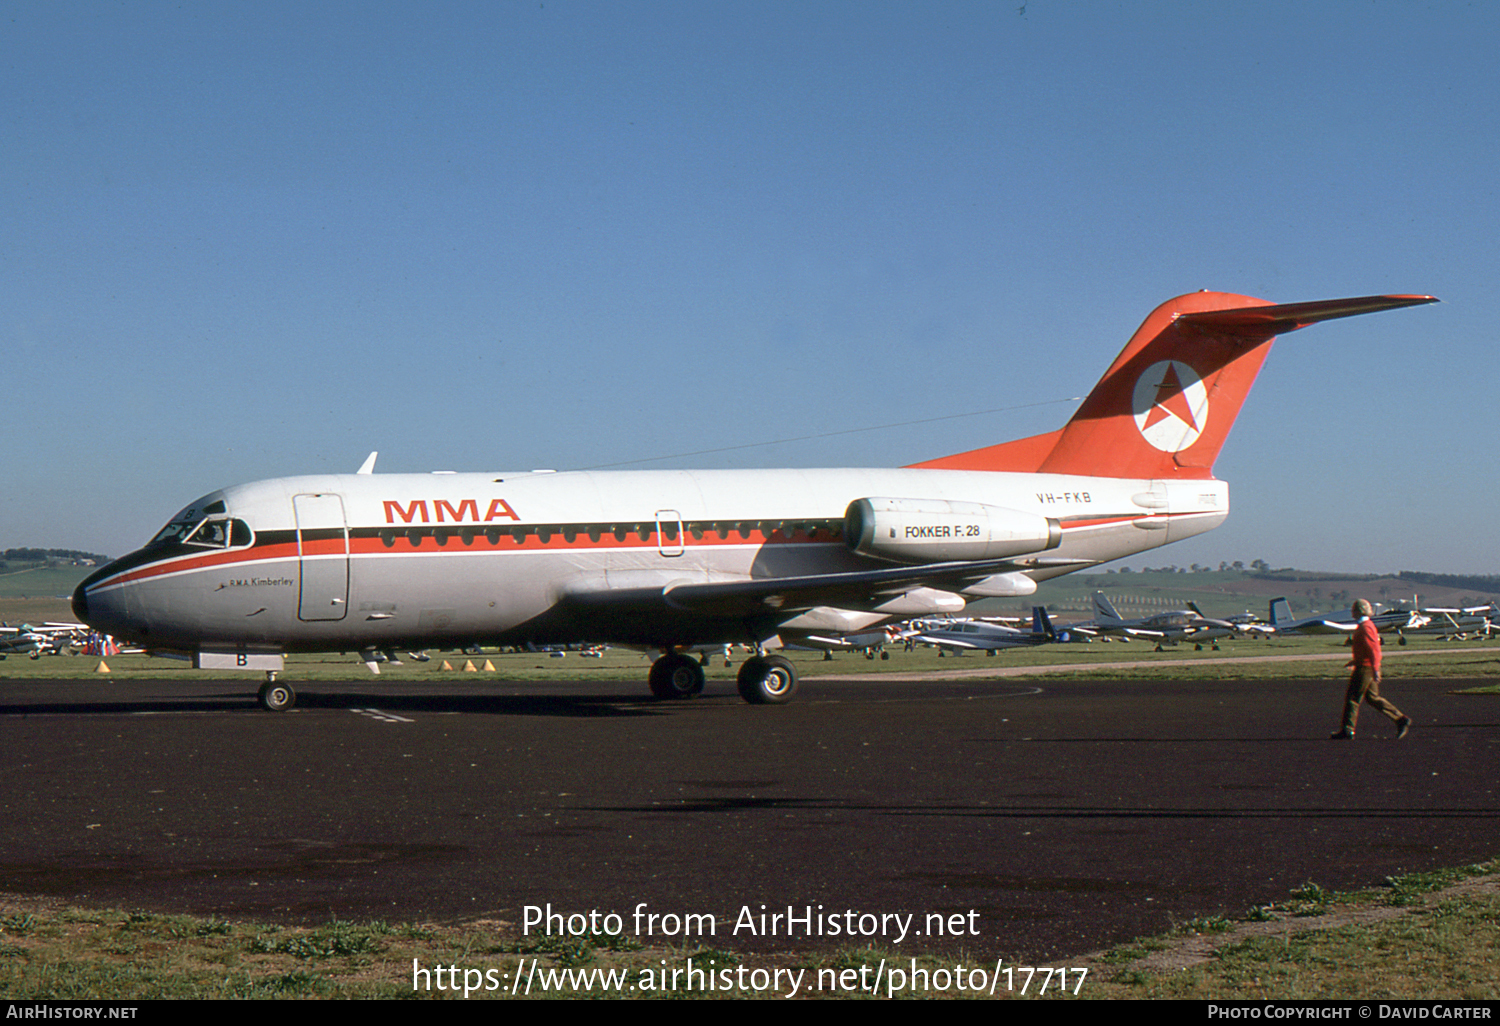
left=910, top=634, right=1036, bottom=651
left=1283, top=619, right=1357, bottom=635
left=789, top=629, right=893, bottom=651
left=1120, top=627, right=1172, bottom=641
left=563, top=556, right=1090, bottom=621
left=664, top=557, right=1087, bottom=615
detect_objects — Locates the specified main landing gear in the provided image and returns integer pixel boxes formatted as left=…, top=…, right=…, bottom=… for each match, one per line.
left=258, top=671, right=296, bottom=712
left=648, top=652, right=706, bottom=699
left=646, top=650, right=799, bottom=705
left=735, top=654, right=797, bottom=704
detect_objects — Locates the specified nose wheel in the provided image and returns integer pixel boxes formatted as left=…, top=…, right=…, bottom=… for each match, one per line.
left=258, top=673, right=297, bottom=712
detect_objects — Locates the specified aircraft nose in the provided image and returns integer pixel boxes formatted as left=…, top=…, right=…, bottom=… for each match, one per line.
left=72, top=563, right=124, bottom=633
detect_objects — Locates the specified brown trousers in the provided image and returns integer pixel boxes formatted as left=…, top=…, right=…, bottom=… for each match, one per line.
left=1342, top=666, right=1403, bottom=732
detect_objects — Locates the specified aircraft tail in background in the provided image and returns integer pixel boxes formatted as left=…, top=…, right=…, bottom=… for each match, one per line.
left=1093, top=590, right=1125, bottom=623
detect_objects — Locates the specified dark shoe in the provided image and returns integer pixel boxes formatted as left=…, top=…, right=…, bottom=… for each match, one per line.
left=1396, top=717, right=1411, bottom=739
left=1329, top=729, right=1354, bottom=740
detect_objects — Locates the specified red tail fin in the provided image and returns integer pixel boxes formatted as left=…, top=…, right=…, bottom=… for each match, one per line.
left=909, top=292, right=1436, bottom=479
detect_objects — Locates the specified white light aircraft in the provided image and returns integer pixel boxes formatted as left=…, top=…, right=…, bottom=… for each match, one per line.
left=901, top=607, right=1062, bottom=653
left=1396, top=603, right=1498, bottom=642
left=72, top=291, right=1436, bottom=710
left=0, top=626, right=49, bottom=658
left=1267, top=597, right=1427, bottom=636
left=0, top=622, right=91, bottom=658
left=1078, top=590, right=1243, bottom=650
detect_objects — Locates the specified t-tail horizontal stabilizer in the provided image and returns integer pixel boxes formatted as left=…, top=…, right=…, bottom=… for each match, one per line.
left=1177, top=294, right=1438, bottom=339
left=912, top=292, right=1438, bottom=480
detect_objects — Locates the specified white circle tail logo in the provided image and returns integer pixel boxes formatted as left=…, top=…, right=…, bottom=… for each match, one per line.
left=1132, top=360, right=1208, bottom=453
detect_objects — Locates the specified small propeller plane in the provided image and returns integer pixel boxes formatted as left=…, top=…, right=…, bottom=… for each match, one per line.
left=900, top=607, right=1062, bottom=654
left=0, top=622, right=91, bottom=658
left=1073, top=591, right=1244, bottom=650
left=1267, top=597, right=1428, bottom=636
left=1415, top=603, right=1498, bottom=641
left=72, top=291, right=1436, bottom=709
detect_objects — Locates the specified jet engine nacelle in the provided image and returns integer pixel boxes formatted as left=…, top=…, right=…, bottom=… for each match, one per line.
left=844, top=497, right=1062, bottom=564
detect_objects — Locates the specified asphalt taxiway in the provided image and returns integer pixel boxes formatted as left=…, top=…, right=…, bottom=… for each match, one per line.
left=1, top=674, right=1496, bottom=959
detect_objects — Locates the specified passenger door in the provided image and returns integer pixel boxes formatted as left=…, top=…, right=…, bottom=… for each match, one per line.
left=293, top=493, right=349, bottom=621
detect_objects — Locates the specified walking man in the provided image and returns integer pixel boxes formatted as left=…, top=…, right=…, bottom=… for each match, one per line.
left=1331, top=598, right=1411, bottom=739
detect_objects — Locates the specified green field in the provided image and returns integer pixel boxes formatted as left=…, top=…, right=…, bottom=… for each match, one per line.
left=0, top=562, right=91, bottom=598
left=5, top=559, right=1498, bottom=682
left=7, top=629, right=1499, bottom=683
left=13, top=560, right=1496, bottom=624
left=0, top=563, right=88, bottom=630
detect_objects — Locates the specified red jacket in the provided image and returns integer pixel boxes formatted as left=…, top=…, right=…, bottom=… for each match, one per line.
left=1351, top=618, right=1382, bottom=675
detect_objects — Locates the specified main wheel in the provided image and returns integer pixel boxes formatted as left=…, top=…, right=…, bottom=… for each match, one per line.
left=649, top=653, right=705, bottom=699
left=736, top=655, right=797, bottom=705
left=258, top=679, right=297, bottom=712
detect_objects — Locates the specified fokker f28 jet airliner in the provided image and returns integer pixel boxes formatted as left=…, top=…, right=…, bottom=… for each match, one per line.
left=73, top=291, right=1436, bottom=710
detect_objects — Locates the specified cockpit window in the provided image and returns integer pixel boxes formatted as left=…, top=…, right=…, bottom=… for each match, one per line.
left=149, top=518, right=203, bottom=547
left=147, top=515, right=251, bottom=550
left=185, top=518, right=253, bottom=549
left=187, top=519, right=231, bottom=548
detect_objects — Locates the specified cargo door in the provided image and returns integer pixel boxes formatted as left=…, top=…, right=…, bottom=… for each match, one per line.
left=293, top=493, right=349, bottom=621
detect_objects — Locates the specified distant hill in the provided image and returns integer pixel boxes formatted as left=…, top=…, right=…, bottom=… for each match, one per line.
left=0, top=553, right=109, bottom=605
left=2, top=548, right=111, bottom=565
left=1393, top=570, right=1500, bottom=594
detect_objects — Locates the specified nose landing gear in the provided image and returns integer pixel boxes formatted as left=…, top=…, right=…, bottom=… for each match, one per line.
left=258, top=671, right=296, bottom=712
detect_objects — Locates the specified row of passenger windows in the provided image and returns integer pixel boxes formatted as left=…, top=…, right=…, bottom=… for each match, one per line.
left=150, top=517, right=846, bottom=552
left=371, top=520, right=846, bottom=549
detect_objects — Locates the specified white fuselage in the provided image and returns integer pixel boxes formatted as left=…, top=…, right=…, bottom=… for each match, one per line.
left=75, top=466, right=1227, bottom=655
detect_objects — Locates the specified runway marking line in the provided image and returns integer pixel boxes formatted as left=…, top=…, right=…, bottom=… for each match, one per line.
left=351, top=707, right=414, bottom=723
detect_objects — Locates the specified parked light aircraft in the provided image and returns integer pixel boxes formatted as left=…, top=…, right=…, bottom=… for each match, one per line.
left=0, top=626, right=48, bottom=658
left=0, top=622, right=91, bottom=658
left=1429, top=604, right=1497, bottom=640
left=1395, top=603, right=1497, bottom=643
left=792, top=628, right=897, bottom=659
left=902, top=607, right=1062, bottom=653
left=1075, top=591, right=1241, bottom=650
left=72, top=291, right=1436, bottom=710
left=1267, top=597, right=1426, bottom=636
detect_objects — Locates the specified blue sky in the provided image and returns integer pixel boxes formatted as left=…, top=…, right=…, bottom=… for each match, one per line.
left=3, top=1, right=1493, bottom=575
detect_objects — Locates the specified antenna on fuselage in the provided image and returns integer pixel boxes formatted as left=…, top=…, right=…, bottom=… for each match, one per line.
left=356, top=452, right=378, bottom=475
